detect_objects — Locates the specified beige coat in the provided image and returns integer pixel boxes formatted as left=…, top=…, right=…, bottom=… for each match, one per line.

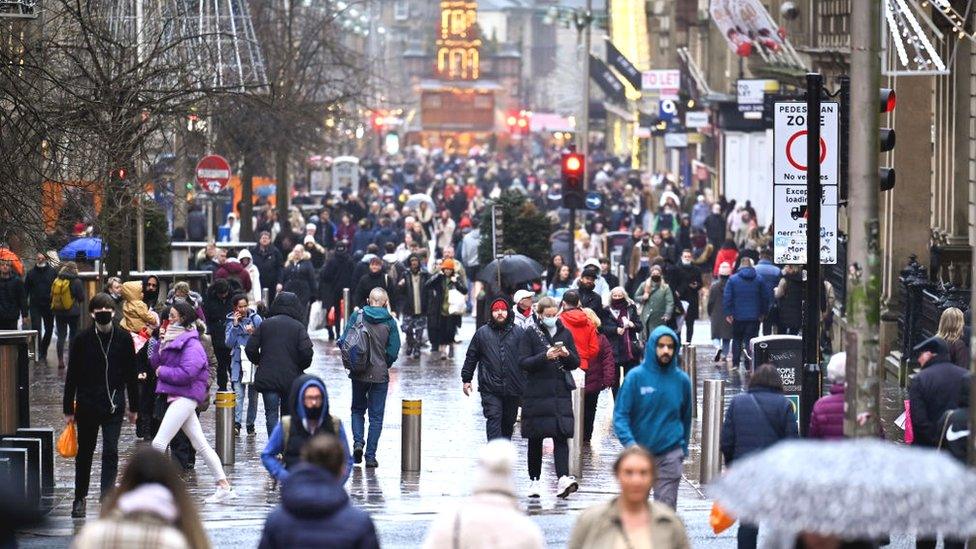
left=422, top=492, right=544, bottom=549
left=568, top=498, right=690, bottom=549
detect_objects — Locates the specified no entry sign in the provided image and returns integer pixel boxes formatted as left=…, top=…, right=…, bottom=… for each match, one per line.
left=195, top=154, right=232, bottom=193
left=773, top=102, right=838, bottom=186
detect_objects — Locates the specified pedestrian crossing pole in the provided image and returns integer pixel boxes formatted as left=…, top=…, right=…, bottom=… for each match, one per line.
left=800, top=72, right=823, bottom=437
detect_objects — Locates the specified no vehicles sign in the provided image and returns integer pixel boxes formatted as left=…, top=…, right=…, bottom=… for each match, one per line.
left=773, top=102, right=839, bottom=186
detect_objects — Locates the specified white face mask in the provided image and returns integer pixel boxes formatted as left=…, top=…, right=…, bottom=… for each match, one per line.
left=542, top=316, right=557, bottom=329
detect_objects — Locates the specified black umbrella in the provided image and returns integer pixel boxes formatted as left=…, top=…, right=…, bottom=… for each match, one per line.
left=477, top=254, right=545, bottom=287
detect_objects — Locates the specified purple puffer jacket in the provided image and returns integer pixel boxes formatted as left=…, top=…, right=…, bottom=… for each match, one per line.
left=809, top=383, right=845, bottom=439
left=151, top=329, right=209, bottom=404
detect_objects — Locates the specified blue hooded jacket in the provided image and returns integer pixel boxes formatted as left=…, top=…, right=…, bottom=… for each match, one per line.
left=258, top=464, right=379, bottom=549
left=261, top=375, right=353, bottom=484
left=613, top=326, right=692, bottom=456
left=722, top=266, right=770, bottom=321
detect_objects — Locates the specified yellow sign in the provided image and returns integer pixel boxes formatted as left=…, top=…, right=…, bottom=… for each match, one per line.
left=436, top=1, right=481, bottom=80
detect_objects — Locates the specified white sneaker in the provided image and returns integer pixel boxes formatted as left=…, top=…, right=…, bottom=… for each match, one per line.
left=527, top=479, right=541, bottom=498
left=205, top=486, right=238, bottom=504
left=556, top=476, right=578, bottom=499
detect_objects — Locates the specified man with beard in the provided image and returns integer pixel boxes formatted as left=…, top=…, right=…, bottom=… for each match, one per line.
left=397, top=254, right=430, bottom=358
left=613, top=326, right=691, bottom=510
left=462, top=297, right=526, bottom=440
left=574, top=265, right=616, bottom=338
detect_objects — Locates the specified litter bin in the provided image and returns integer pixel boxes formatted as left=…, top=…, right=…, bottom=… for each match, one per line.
left=0, top=331, right=37, bottom=435
left=750, top=335, right=804, bottom=432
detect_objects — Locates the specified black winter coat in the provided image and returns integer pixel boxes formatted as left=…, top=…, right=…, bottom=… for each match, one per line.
left=0, top=275, right=27, bottom=321
left=63, top=325, right=139, bottom=415
left=203, top=289, right=233, bottom=350
left=462, top=317, right=526, bottom=397
left=246, top=293, right=314, bottom=394
left=578, top=288, right=617, bottom=337
left=606, top=303, right=642, bottom=365
left=319, top=252, right=354, bottom=306
left=704, top=213, right=726, bottom=247
left=720, top=387, right=798, bottom=464
left=675, top=263, right=703, bottom=321
left=909, top=358, right=969, bottom=447
left=398, top=270, right=431, bottom=316
left=24, top=265, right=57, bottom=309
left=250, top=245, right=284, bottom=291
left=279, top=260, right=317, bottom=307
left=518, top=319, right=580, bottom=439
left=777, top=272, right=804, bottom=331
left=353, top=270, right=395, bottom=308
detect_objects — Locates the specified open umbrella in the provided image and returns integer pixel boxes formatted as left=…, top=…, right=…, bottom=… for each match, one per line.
left=477, top=254, right=545, bottom=287
left=708, top=439, right=976, bottom=543
left=405, top=193, right=434, bottom=210
left=59, top=237, right=104, bottom=261
left=0, top=248, right=24, bottom=277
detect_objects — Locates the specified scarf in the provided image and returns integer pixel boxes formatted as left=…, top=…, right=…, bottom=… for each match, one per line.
left=610, top=300, right=634, bottom=360
left=161, top=324, right=188, bottom=350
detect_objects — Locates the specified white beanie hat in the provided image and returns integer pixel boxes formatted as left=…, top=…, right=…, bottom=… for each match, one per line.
left=472, top=439, right=516, bottom=496
left=826, top=352, right=846, bottom=384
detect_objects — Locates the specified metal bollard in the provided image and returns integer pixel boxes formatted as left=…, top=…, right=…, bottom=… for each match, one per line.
left=617, top=263, right=626, bottom=288
left=261, top=287, right=269, bottom=305
left=700, top=379, right=725, bottom=484
left=401, top=399, right=422, bottom=472
left=342, top=288, right=351, bottom=325
left=567, top=376, right=585, bottom=478
left=215, top=391, right=236, bottom=466
left=681, top=344, right=698, bottom=418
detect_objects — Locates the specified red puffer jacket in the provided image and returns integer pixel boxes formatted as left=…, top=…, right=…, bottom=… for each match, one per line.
left=808, top=383, right=845, bottom=439
left=584, top=334, right=618, bottom=394
left=560, top=308, right=600, bottom=371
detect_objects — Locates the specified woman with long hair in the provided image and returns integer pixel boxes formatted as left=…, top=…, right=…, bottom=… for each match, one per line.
left=277, top=244, right=317, bottom=324
left=569, top=446, right=690, bottom=549
left=150, top=302, right=236, bottom=504
left=936, top=307, right=969, bottom=369
left=72, top=447, right=210, bottom=549
left=606, top=287, right=641, bottom=395
left=546, top=265, right=573, bottom=300
left=545, top=254, right=565, bottom=287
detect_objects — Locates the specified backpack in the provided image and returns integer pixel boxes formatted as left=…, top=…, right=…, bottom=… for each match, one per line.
left=51, top=278, right=74, bottom=312
left=338, top=312, right=371, bottom=376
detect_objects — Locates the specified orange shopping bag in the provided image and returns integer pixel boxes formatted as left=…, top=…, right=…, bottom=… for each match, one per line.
left=710, top=501, right=736, bottom=534
left=57, top=422, right=78, bottom=458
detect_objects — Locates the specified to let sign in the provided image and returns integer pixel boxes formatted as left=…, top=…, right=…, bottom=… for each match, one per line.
left=641, top=69, right=680, bottom=91
left=195, top=155, right=232, bottom=193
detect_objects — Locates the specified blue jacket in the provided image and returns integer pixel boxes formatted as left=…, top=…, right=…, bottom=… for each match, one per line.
left=258, top=464, right=379, bottom=549
left=261, top=376, right=353, bottom=484
left=719, top=387, right=798, bottom=464
left=754, top=259, right=781, bottom=297
left=613, top=326, right=692, bottom=456
left=224, top=309, right=263, bottom=383
left=722, top=267, right=770, bottom=321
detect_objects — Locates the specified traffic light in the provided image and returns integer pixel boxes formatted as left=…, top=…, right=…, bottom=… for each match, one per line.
left=561, top=152, right=585, bottom=209
left=880, top=88, right=896, bottom=192
left=110, top=167, right=127, bottom=181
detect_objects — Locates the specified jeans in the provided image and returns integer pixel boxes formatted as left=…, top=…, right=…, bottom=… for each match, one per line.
left=653, top=447, right=684, bottom=509
left=350, top=380, right=389, bottom=460
left=262, top=391, right=286, bottom=437
left=731, top=320, right=760, bottom=369
left=151, top=397, right=226, bottom=482
left=29, top=305, right=54, bottom=357
left=233, top=381, right=258, bottom=427
left=481, top=393, right=520, bottom=441
left=75, top=405, right=123, bottom=501
left=713, top=338, right=732, bottom=359
left=55, top=314, right=79, bottom=364
left=528, top=436, right=569, bottom=480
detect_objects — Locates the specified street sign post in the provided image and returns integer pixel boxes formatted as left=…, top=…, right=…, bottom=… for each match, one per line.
left=195, top=155, right=232, bottom=193
left=773, top=101, right=839, bottom=265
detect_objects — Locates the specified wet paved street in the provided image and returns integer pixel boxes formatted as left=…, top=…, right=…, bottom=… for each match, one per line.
left=16, top=318, right=911, bottom=547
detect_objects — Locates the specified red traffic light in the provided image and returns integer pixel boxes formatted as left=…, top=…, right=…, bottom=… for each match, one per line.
left=562, top=153, right=583, bottom=174
left=880, top=88, right=896, bottom=113
left=111, top=167, right=127, bottom=180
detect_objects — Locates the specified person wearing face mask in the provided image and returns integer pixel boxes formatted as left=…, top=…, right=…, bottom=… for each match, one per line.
left=674, top=250, right=703, bottom=344
left=607, top=287, right=642, bottom=395
left=51, top=261, right=86, bottom=369
left=518, top=296, right=580, bottom=499
left=63, top=293, right=139, bottom=518
left=634, top=266, right=673, bottom=341
left=613, top=326, right=691, bottom=510
left=707, top=263, right=735, bottom=364
left=24, top=252, right=57, bottom=359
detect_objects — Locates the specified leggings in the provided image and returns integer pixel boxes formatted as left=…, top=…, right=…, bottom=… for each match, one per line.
left=527, top=436, right=569, bottom=480
left=152, top=397, right=226, bottom=482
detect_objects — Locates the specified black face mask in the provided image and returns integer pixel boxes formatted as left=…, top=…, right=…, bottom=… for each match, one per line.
left=611, top=297, right=626, bottom=307
left=720, top=275, right=730, bottom=280
left=651, top=275, right=662, bottom=283
left=306, top=405, right=323, bottom=420
left=94, top=311, right=113, bottom=325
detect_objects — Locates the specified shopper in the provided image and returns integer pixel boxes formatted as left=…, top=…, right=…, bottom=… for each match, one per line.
left=909, top=336, right=969, bottom=447
left=202, top=279, right=234, bottom=391
left=518, top=296, right=580, bottom=499
left=613, top=326, right=692, bottom=510
left=259, top=434, right=375, bottom=549
left=52, top=261, right=85, bottom=369
left=342, top=288, right=400, bottom=468
left=723, top=257, right=770, bottom=371
left=225, top=293, right=262, bottom=436
left=150, top=301, right=236, bottom=504
left=71, top=447, right=211, bottom=549
left=580, top=308, right=617, bottom=443
left=426, top=258, right=467, bottom=360
left=634, top=264, right=673, bottom=340
left=569, top=446, right=690, bottom=549
left=24, top=252, right=57, bottom=360
left=63, top=293, right=139, bottom=518
left=462, top=297, right=526, bottom=440
left=606, top=286, right=642, bottom=394
left=397, top=253, right=430, bottom=359
left=246, top=292, right=314, bottom=436
left=809, top=352, right=847, bottom=440
left=720, top=364, right=799, bottom=548
left=422, top=440, right=544, bottom=549
left=707, top=262, right=734, bottom=363
left=936, top=307, right=969, bottom=369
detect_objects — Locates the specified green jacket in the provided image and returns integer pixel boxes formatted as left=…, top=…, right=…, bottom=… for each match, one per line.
left=634, top=280, right=673, bottom=340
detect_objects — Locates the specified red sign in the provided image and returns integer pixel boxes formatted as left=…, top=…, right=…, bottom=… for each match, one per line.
left=195, top=155, right=232, bottom=192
